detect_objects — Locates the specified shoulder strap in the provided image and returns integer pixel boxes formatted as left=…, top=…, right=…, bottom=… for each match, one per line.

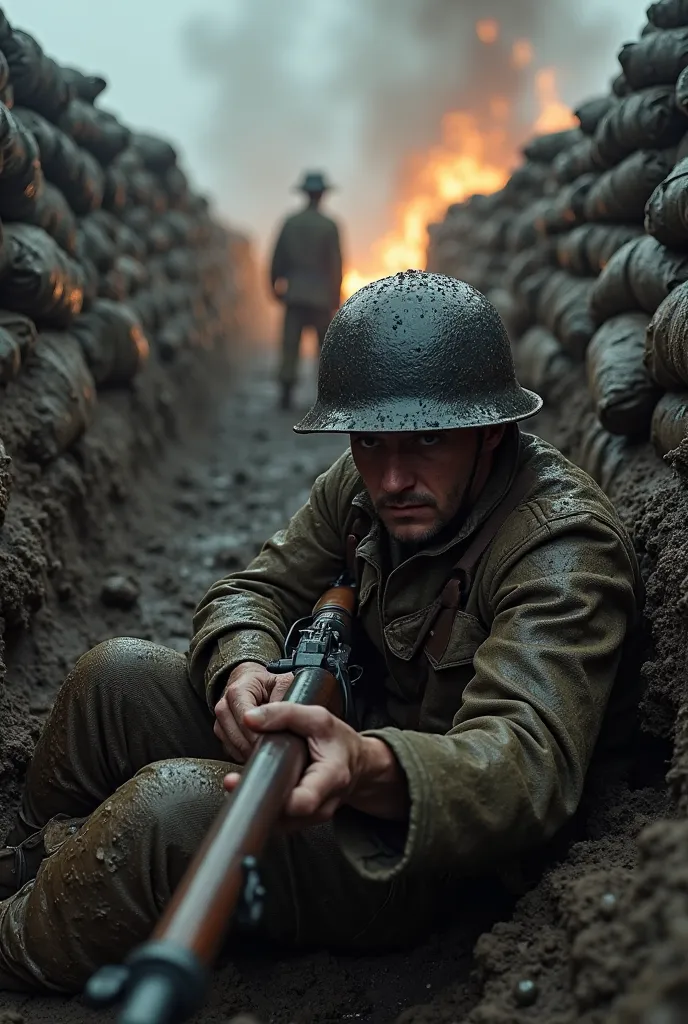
left=346, top=515, right=368, bottom=579
left=426, top=468, right=535, bottom=662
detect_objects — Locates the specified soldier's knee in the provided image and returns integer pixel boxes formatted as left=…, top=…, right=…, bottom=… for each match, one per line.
left=128, top=759, right=226, bottom=851
left=69, top=637, right=186, bottom=703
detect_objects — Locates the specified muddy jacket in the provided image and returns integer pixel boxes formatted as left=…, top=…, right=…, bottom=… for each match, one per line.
left=189, top=429, right=641, bottom=882
left=270, top=207, right=342, bottom=311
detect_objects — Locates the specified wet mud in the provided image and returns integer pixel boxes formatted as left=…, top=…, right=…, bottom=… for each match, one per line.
left=0, top=352, right=687, bottom=1023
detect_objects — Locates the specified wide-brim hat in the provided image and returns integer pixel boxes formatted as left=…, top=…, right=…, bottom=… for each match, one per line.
left=294, top=171, right=334, bottom=193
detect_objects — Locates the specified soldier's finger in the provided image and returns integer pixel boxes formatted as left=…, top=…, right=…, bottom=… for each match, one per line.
left=214, top=711, right=253, bottom=762
left=268, top=673, right=295, bottom=702
left=226, top=687, right=262, bottom=742
left=244, top=703, right=332, bottom=736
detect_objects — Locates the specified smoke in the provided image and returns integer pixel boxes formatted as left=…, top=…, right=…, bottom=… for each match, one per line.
left=182, top=0, right=645, bottom=266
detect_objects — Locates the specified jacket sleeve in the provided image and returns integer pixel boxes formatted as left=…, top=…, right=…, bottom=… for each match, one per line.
left=188, top=452, right=356, bottom=709
left=334, top=512, right=639, bottom=881
left=270, top=223, right=289, bottom=287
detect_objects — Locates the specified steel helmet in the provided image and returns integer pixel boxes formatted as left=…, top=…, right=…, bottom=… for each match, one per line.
left=294, top=270, right=542, bottom=433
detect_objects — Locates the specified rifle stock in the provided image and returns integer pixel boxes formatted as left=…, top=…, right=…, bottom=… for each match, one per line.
left=86, top=577, right=357, bottom=1024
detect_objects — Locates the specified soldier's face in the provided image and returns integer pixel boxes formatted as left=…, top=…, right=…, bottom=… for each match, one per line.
left=350, top=427, right=504, bottom=543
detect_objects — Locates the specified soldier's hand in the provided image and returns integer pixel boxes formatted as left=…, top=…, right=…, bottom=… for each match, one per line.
left=213, top=661, right=294, bottom=763
left=223, top=703, right=408, bottom=828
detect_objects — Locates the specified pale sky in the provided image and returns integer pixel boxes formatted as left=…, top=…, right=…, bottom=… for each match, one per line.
left=4, top=0, right=652, bottom=263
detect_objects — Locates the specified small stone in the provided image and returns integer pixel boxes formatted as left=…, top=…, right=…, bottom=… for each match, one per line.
left=95, top=847, right=105, bottom=862
left=100, top=575, right=140, bottom=610
left=514, top=979, right=538, bottom=1007
left=600, top=892, right=617, bottom=919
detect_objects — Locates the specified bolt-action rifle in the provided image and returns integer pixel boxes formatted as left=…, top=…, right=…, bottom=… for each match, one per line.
left=86, top=573, right=357, bottom=1024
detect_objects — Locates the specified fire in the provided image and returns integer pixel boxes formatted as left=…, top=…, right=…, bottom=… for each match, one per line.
left=512, top=39, right=534, bottom=70
left=341, top=37, right=576, bottom=300
left=532, top=68, right=578, bottom=134
left=476, top=18, right=500, bottom=44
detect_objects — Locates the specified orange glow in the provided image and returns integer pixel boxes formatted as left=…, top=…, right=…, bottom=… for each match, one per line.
left=342, top=59, right=575, bottom=299
left=532, top=68, right=578, bottom=134
left=512, top=39, right=534, bottom=69
left=476, top=18, right=500, bottom=44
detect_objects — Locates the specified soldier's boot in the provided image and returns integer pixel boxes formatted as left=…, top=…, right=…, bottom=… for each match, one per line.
left=0, top=832, right=45, bottom=901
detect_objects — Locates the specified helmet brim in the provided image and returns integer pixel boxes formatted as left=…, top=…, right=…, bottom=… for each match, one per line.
left=293, top=388, right=543, bottom=433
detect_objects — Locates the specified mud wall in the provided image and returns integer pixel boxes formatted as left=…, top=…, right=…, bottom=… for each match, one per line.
left=0, top=9, right=244, bottom=837
left=427, top=3, right=688, bottom=1020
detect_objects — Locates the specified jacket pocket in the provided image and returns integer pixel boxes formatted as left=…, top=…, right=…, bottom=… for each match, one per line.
left=419, top=611, right=489, bottom=733
left=424, top=610, right=488, bottom=671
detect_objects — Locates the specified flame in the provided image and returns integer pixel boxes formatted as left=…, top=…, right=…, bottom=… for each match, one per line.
left=342, top=51, right=575, bottom=299
left=476, top=18, right=500, bottom=44
left=532, top=68, right=578, bottom=134
left=512, top=39, right=534, bottom=70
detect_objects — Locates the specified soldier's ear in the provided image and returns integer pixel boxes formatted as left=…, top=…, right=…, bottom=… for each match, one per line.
left=481, top=425, right=507, bottom=452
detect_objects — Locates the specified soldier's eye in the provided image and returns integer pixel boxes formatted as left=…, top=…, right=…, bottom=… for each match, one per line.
left=357, top=437, right=379, bottom=449
left=418, top=434, right=441, bottom=447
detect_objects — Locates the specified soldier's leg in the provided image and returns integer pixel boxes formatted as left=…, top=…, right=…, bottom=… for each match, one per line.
left=278, top=305, right=304, bottom=395
left=0, top=757, right=457, bottom=994
left=7, top=637, right=223, bottom=840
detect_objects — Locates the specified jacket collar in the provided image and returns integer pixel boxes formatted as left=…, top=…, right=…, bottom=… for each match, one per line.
left=351, top=425, right=522, bottom=566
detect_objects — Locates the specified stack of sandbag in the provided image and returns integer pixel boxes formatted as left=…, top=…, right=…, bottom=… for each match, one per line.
left=426, top=156, right=554, bottom=340
left=0, top=6, right=235, bottom=465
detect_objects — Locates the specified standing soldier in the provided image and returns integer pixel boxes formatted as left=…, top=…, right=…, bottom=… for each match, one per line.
left=270, top=171, right=343, bottom=410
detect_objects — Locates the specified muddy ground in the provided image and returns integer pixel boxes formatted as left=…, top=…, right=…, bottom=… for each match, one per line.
left=0, top=346, right=687, bottom=1024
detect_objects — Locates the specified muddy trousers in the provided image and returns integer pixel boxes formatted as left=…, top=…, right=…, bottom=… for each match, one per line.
left=0, top=638, right=464, bottom=994
left=279, top=304, right=332, bottom=386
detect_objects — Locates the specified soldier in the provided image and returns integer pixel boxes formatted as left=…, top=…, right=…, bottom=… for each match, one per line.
left=270, top=171, right=343, bottom=410
left=0, top=272, right=641, bottom=993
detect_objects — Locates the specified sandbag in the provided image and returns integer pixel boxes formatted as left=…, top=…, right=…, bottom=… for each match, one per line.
left=1, top=29, right=70, bottom=122
left=61, top=67, right=107, bottom=104
left=535, top=272, right=597, bottom=360
left=552, top=138, right=602, bottom=184
left=557, top=224, right=644, bottom=276
left=131, top=132, right=177, bottom=173
left=611, top=73, right=632, bottom=98
left=58, top=100, right=130, bottom=165
left=77, top=216, right=116, bottom=272
left=536, top=174, right=598, bottom=235
left=71, top=299, right=149, bottom=387
left=576, top=413, right=635, bottom=492
left=645, top=281, right=688, bottom=387
left=30, top=182, right=78, bottom=255
left=0, top=310, right=37, bottom=363
left=575, top=97, right=614, bottom=136
left=0, top=103, right=44, bottom=220
left=99, top=255, right=149, bottom=301
left=164, top=165, right=190, bottom=206
left=0, top=224, right=85, bottom=326
left=645, top=157, right=688, bottom=247
left=592, top=88, right=687, bottom=167
left=0, top=332, right=96, bottom=463
left=504, top=246, right=556, bottom=293
left=584, top=148, right=677, bottom=223
left=619, top=29, right=688, bottom=89
left=0, top=48, right=9, bottom=94
left=648, top=0, right=688, bottom=28
left=0, top=326, right=21, bottom=383
left=522, top=130, right=582, bottom=165
left=515, top=326, right=574, bottom=397
left=101, top=165, right=127, bottom=213
left=651, top=391, right=688, bottom=455
left=590, top=235, right=688, bottom=321
left=14, top=107, right=104, bottom=215
left=585, top=313, right=661, bottom=436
